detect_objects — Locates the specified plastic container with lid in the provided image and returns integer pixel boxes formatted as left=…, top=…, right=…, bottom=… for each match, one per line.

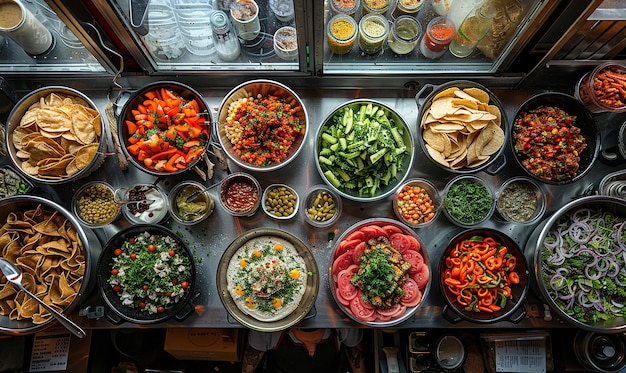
left=273, top=26, right=298, bottom=60
left=387, top=15, right=421, bottom=55
left=329, top=0, right=360, bottom=16
left=575, top=62, right=626, bottom=113
left=419, top=16, right=455, bottom=59
left=358, top=13, right=389, bottom=55
left=327, top=14, right=358, bottom=54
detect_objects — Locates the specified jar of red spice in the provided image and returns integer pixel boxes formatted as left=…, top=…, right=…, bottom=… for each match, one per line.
left=327, top=14, right=358, bottom=54
left=419, top=16, right=455, bottom=59
left=330, top=0, right=360, bottom=17
left=575, top=62, right=626, bottom=113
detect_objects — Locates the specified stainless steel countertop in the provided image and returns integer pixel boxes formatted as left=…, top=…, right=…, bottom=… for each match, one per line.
left=35, top=84, right=626, bottom=330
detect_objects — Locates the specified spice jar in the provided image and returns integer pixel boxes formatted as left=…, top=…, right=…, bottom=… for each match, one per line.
left=575, top=62, right=626, bottom=113
left=358, top=13, right=389, bottom=55
left=330, top=0, right=360, bottom=17
left=230, top=0, right=261, bottom=41
left=362, top=0, right=389, bottom=15
left=419, top=16, right=455, bottom=59
left=327, top=14, right=358, bottom=54
left=210, top=10, right=241, bottom=61
left=391, top=0, right=424, bottom=19
left=0, top=0, right=53, bottom=55
left=387, top=15, right=421, bottom=55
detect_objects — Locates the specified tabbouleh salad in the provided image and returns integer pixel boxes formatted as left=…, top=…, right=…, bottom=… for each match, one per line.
left=107, top=231, right=192, bottom=314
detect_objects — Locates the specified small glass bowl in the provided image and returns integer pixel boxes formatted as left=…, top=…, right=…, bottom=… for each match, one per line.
left=169, top=180, right=215, bottom=225
left=219, top=172, right=262, bottom=217
left=262, top=183, right=299, bottom=220
left=302, top=184, right=343, bottom=228
left=330, top=0, right=360, bottom=16
left=120, top=184, right=169, bottom=224
left=495, top=176, right=546, bottom=225
left=393, top=178, right=441, bottom=228
left=73, top=181, right=120, bottom=228
left=443, top=175, right=495, bottom=228
left=575, top=62, right=626, bottom=113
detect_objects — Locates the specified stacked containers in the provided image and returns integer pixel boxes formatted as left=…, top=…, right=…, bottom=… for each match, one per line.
left=143, top=0, right=186, bottom=59
left=172, top=0, right=215, bottom=56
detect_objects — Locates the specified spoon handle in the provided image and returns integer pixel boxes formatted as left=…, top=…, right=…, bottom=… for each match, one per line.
left=18, top=284, right=86, bottom=339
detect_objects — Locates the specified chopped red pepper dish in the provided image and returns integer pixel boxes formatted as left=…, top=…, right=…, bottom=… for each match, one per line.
left=513, top=105, right=587, bottom=182
left=124, top=87, right=209, bottom=173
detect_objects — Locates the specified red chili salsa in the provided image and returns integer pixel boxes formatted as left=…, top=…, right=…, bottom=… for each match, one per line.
left=223, top=180, right=259, bottom=213
left=513, top=105, right=587, bottom=182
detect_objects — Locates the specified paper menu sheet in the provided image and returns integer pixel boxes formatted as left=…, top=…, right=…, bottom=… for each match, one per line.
left=495, top=338, right=546, bottom=373
left=29, top=327, right=71, bottom=372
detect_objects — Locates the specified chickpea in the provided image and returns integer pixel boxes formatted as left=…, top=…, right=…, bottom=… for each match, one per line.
left=76, top=183, right=119, bottom=225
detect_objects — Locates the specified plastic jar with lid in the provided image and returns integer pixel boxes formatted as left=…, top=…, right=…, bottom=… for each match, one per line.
left=327, top=14, right=358, bottom=54
left=575, top=62, right=626, bottom=113
left=419, top=16, right=455, bottom=59
left=330, top=0, right=360, bottom=17
left=362, top=0, right=390, bottom=15
left=391, top=0, right=424, bottom=18
left=358, top=13, right=389, bottom=54
left=387, top=15, right=421, bottom=55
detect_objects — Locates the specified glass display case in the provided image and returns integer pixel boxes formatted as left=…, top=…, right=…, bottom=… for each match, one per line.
left=0, top=0, right=116, bottom=75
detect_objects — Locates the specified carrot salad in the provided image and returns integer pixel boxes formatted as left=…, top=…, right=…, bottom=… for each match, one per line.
left=224, top=94, right=304, bottom=167
left=125, top=87, right=209, bottom=173
left=442, top=236, right=520, bottom=313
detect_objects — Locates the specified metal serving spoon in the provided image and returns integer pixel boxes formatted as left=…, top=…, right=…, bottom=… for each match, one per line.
left=0, top=258, right=86, bottom=339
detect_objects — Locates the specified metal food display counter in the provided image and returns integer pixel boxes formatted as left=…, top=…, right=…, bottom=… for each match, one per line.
left=26, top=80, right=622, bottom=331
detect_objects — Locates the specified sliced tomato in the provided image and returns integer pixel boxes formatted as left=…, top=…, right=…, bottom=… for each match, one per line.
left=402, top=249, right=425, bottom=275
left=334, top=238, right=361, bottom=259
left=406, top=234, right=421, bottom=252
left=337, top=269, right=358, bottom=301
left=332, top=250, right=354, bottom=277
left=344, top=230, right=365, bottom=242
left=376, top=303, right=404, bottom=318
left=334, top=285, right=351, bottom=306
left=349, top=294, right=376, bottom=321
left=346, top=264, right=359, bottom=273
left=376, top=312, right=392, bottom=321
left=360, top=225, right=387, bottom=241
left=400, top=278, right=423, bottom=307
left=351, top=241, right=366, bottom=265
left=412, top=263, right=430, bottom=289
left=390, top=233, right=413, bottom=253
left=381, top=224, right=403, bottom=236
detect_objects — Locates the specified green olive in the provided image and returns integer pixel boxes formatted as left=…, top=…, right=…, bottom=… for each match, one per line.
left=265, top=186, right=297, bottom=217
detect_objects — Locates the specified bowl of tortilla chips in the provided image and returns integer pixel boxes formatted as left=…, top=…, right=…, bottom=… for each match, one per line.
left=416, top=80, right=508, bottom=174
left=0, top=195, right=99, bottom=336
left=5, top=86, right=105, bottom=184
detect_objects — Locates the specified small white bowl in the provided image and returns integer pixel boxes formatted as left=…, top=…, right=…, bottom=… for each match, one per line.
left=274, top=26, right=298, bottom=60
left=302, top=184, right=342, bottom=228
left=262, top=183, right=299, bottom=220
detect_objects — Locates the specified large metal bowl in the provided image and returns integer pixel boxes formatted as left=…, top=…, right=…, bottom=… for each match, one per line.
left=118, top=81, right=211, bottom=177
left=0, top=196, right=99, bottom=335
left=528, top=196, right=626, bottom=333
left=510, top=92, right=599, bottom=184
left=216, top=80, right=309, bottom=172
left=5, top=86, right=105, bottom=184
left=216, top=228, right=318, bottom=332
left=328, top=218, right=431, bottom=327
left=315, top=99, right=414, bottom=202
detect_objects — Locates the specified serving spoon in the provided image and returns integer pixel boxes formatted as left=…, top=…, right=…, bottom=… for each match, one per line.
left=0, top=258, right=86, bottom=339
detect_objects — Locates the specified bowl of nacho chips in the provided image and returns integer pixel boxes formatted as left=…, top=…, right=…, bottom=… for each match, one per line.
left=5, top=86, right=104, bottom=184
left=0, top=195, right=99, bottom=335
left=417, top=81, right=507, bottom=173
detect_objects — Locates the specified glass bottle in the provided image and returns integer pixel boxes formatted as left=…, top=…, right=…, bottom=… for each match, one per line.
left=210, top=10, right=241, bottom=61
left=449, top=2, right=496, bottom=58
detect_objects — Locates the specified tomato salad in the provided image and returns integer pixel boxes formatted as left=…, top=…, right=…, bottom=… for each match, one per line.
left=331, top=221, right=429, bottom=323
left=124, top=87, right=210, bottom=173
left=224, top=93, right=305, bottom=167
left=513, top=106, right=587, bottom=182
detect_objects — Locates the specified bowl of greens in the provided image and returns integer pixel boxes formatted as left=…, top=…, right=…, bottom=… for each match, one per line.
left=314, top=99, right=414, bottom=202
left=529, top=196, right=626, bottom=333
left=443, top=175, right=495, bottom=228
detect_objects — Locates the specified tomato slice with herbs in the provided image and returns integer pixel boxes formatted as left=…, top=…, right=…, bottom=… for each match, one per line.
left=400, top=279, right=422, bottom=307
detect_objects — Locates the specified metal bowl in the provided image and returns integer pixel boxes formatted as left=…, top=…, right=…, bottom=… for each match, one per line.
left=5, top=86, right=105, bottom=184
left=329, top=218, right=430, bottom=327
left=528, top=196, right=626, bottom=333
left=315, top=99, right=414, bottom=202
left=216, top=228, right=319, bottom=331
left=0, top=196, right=99, bottom=335
left=169, top=180, right=215, bottom=225
left=415, top=80, right=508, bottom=174
left=302, top=184, right=343, bottom=228
left=510, top=92, right=599, bottom=184
left=393, top=177, right=441, bottom=228
left=216, top=80, right=308, bottom=172
left=117, top=81, right=211, bottom=177
left=440, top=228, right=529, bottom=324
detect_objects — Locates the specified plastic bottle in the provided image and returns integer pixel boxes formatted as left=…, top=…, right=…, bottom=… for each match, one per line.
left=210, top=10, right=241, bottom=61
left=449, top=2, right=496, bottom=58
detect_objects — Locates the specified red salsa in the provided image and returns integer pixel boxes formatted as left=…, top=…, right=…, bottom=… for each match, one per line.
left=223, top=181, right=259, bottom=213
left=513, top=105, right=587, bottom=182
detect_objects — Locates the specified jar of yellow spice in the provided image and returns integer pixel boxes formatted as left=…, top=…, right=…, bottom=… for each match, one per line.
left=362, top=0, right=390, bottom=15
left=327, top=14, right=358, bottom=55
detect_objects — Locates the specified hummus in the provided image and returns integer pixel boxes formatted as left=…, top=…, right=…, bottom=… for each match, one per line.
left=226, top=236, right=307, bottom=322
